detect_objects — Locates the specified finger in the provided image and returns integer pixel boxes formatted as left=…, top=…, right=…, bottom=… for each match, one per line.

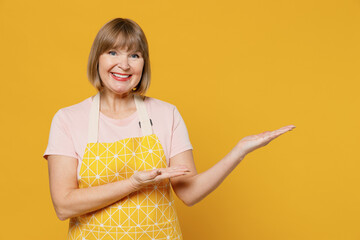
left=259, top=126, right=295, bottom=143
left=161, top=167, right=190, bottom=174
left=156, top=170, right=190, bottom=180
left=156, top=173, right=189, bottom=182
left=270, top=130, right=287, bottom=139
left=156, top=166, right=187, bottom=172
left=141, top=169, right=160, bottom=181
left=264, top=125, right=295, bottom=136
left=161, top=169, right=191, bottom=178
left=148, top=169, right=161, bottom=179
left=279, top=125, right=296, bottom=131
left=153, top=167, right=189, bottom=174
left=273, top=129, right=288, bottom=136
left=274, top=126, right=293, bottom=134
left=259, top=130, right=281, bottom=142
left=269, top=127, right=293, bottom=140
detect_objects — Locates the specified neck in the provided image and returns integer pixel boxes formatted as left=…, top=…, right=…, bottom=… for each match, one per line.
left=99, top=89, right=136, bottom=113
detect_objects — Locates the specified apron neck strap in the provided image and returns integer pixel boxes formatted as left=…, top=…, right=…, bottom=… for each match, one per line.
left=87, top=92, right=153, bottom=143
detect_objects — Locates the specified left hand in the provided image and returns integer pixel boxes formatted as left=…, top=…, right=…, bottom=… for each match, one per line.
left=234, top=125, right=296, bottom=158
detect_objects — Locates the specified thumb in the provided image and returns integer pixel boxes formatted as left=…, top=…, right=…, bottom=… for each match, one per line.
left=150, top=169, right=161, bottom=179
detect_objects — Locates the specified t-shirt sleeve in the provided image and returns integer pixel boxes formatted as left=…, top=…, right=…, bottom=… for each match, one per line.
left=169, top=106, right=193, bottom=159
left=43, top=109, right=77, bottom=160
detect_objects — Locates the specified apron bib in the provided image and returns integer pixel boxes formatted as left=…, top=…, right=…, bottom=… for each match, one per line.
left=67, top=92, right=183, bottom=240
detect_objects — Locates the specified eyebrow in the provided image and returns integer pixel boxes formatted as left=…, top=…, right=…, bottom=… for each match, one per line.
left=110, top=47, right=141, bottom=53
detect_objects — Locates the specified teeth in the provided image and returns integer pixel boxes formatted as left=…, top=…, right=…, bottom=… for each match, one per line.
left=113, top=73, right=130, bottom=78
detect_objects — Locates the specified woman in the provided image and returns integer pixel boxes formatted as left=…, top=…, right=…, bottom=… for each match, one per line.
left=43, top=18, right=295, bottom=240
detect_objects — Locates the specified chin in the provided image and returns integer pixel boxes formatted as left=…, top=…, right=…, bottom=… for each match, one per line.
left=111, top=88, right=132, bottom=95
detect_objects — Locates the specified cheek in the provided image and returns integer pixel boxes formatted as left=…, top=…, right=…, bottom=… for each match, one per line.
left=129, top=64, right=143, bottom=74
left=98, top=65, right=108, bottom=76
left=135, top=62, right=145, bottom=74
left=99, top=56, right=114, bottom=69
left=136, top=67, right=144, bottom=74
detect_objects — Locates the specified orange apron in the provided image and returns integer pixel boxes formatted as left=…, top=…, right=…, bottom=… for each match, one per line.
left=67, top=92, right=183, bottom=240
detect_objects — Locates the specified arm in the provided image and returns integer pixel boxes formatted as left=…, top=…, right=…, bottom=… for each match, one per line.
left=169, top=148, right=245, bottom=207
left=170, top=125, right=296, bottom=207
left=47, top=155, right=140, bottom=221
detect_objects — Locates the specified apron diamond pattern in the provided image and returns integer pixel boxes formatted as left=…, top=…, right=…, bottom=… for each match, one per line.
left=67, top=92, right=183, bottom=240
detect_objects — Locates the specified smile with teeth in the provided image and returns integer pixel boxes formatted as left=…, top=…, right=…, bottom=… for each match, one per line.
left=111, top=72, right=132, bottom=81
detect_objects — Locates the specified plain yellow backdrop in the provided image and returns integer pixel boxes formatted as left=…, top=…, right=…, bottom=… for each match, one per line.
left=1, top=0, right=359, bottom=239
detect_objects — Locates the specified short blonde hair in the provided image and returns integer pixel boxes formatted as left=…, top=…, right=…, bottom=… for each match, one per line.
left=87, top=18, right=151, bottom=95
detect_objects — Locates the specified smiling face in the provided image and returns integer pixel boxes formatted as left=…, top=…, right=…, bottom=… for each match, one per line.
left=98, top=47, right=144, bottom=97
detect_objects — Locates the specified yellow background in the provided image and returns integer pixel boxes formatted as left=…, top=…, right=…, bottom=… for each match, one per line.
left=1, top=0, right=359, bottom=239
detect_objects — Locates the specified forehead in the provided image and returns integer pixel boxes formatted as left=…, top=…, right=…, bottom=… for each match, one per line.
left=110, top=33, right=141, bottom=52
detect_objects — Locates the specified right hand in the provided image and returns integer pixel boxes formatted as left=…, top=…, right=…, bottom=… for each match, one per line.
left=129, top=166, right=191, bottom=190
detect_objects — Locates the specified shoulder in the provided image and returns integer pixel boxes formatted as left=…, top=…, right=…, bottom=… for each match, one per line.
left=53, top=96, right=92, bottom=123
left=144, top=95, right=177, bottom=113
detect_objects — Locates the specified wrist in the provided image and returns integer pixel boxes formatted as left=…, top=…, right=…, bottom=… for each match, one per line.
left=128, top=176, right=142, bottom=191
left=231, top=145, right=247, bottom=163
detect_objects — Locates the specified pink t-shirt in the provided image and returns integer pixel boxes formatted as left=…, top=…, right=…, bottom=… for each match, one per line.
left=43, top=95, right=193, bottom=178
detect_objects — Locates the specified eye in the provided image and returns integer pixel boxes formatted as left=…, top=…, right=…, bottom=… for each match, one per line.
left=108, top=51, right=116, bottom=56
left=130, top=53, right=140, bottom=58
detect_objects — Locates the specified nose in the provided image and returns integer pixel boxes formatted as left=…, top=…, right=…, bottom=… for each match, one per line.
left=117, top=55, right=130, bottom=70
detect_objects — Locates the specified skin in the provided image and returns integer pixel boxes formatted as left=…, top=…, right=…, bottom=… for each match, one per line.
left=97, top=47, right=144, bottom=117
left=47, top=45, right=296, bottom=221
left=137, top=125, right=296, bottom=207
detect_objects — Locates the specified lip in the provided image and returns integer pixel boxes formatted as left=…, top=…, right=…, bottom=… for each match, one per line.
left=111, top=72, right=132, bottom=81
left=111, top=72, right=131, bottom=75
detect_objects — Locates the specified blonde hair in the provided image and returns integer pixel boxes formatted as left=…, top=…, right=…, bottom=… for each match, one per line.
left=87, top=18, right=151, bottom=95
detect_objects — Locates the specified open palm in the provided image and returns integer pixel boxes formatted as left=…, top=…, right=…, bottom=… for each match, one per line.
left=236, top=125, right=296, bottom=156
